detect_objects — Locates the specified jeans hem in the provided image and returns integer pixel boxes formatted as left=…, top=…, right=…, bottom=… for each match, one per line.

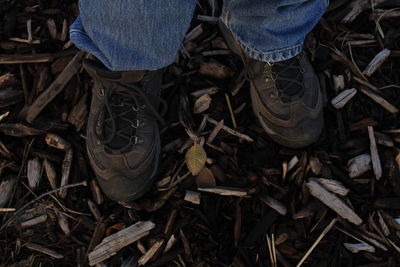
left=221, top=8, right=304, bottom=63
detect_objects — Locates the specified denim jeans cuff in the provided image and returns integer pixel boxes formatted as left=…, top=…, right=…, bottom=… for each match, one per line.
left=220, top=8, right=304, bottom=63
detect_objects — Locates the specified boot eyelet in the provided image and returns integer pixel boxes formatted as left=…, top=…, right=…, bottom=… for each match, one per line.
left=131, top=119, right=140, bottom=128
left=130, top=136, right=138, bottom=145
left=99, top=88, right=105, bottom=96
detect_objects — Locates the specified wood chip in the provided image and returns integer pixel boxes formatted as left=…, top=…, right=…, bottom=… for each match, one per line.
left=344, top=243, right=375, bottom=253
left=25, top=242, right=63, bottom=259
left=368, top=126, right=382, bottom=180
left=138, top=239, right=164, bottom=266
left=315, top=178, right=350, bottom=196
left=261, top=196, right=287, bottom=215
left=199, top=62, right=233, bottom=79
left=27, top=158, right=42, bottom=189
left=20, top=214, right=48, bottom=228
left=26, top=51, right=84, bottom=123
left=359, top=87, right=399, bottom=114
left=331, top=88, right=357, bottom=109
left=198, top=186, right=248, bottom=197
left=193, top=93, right=211, bottom=114
left=306, top=180, right=362, bottom=225
left=59, top=149, right=73, bottom=198
left=184, top=190, right=201, bottom=205
left=0, top=177, right=16, bottom=207
left=164, top=234, right=177, bottom=253
left=190, top=86, right=219, bottom=98
left=88, top=221, right=155, bottom=266
left=363, top=49, right=391, bottom=77
left=0, top=54, right=53, bottom=64
left=45, top=133, right=71, bottom=151
left=44, top=159, right=57, bottom=190
left=347, top=154, right=372, bottom=178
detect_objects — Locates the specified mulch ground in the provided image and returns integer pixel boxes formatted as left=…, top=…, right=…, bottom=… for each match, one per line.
left=0, top=0, right=400, bottom=266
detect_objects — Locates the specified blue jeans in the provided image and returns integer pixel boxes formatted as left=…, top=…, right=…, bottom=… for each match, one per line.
left=70, top=0, right=328, bottom=71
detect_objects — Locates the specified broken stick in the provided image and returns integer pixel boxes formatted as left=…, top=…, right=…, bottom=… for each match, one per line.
left=26, top=51, right=84, bottom=123
left=88, top=221, right=155, bottom=266
left=306, top=180, right=362, bottom=225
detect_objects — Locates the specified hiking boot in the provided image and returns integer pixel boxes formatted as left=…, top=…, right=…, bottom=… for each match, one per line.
left=83, top=59, right=165, bottom=201
left=220, top=23, right=323, bottom=148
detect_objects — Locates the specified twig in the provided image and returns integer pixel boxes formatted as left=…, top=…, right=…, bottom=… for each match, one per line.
left=368, top=126, right=382, bottom=180
left=296, top=217, right=338, bottom=267
left=207, top=117, right=253, bottom=142
left=225, top=93, right=237, bottom=128
left=0, top=181, right=87, bottom=232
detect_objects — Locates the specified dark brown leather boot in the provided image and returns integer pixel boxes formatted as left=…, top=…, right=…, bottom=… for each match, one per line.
left=220, top=23, right=323, bottom=148
left=84, top=59, right=164, bottom=201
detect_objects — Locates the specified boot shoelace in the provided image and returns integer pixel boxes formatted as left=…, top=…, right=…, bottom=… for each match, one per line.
left=94, top=83, right=165, bottom=154
left=264, top=57, right=305, bottom=102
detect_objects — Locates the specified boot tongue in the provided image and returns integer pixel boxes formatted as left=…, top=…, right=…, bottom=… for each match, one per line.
left=83, top=59, right=145, bottom=83
left=272, top=57, right=303, bottom=97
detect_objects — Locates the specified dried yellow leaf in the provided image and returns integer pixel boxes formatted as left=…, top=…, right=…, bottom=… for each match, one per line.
left=185, top=144, right=206, bottom=175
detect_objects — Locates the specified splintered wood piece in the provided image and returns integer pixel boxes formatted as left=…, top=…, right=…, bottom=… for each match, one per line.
left=180, top=229, right=193, bottom=262
left=368, top=127, right=382, bottom=180
left=164, top=234, right=177, bottom=253
left=193, top=94, right=211, bottom=114
left=261, top=196, right=287, bottom=215
left=363, top=49, right=391, bottom=77
left=27, top=158, right=42, bottom=189
left=344, top=243, right=375, bottom=253
left=190, top=86, right=219, bottom=98
left=88, top=221, right=155, bottom=266
left=207, top=117, right=253, bottom=142
left=87, top=199, right=101, bottom=221
left=374, top=132, right=394, bottom=147
left=0, top=124, right=44, bottom=136
left=0, top=73, right=16, bottom=87
left=20, top=214, right=48, bottom=228
left=206, top=119, right=224, bottom=144
left=331, top=88, right=357, bottom=109
left=198, top=186, right=248, bottom=197
left=25, top=242, right=63, bottom=259
left=46, top=19, right=57, bottom=39
left=45, top=133, right=71, bottom=151
left=0, top=177, right=16, bottom=207
left=359, top=87, right=399, bottom=114
left=306, top=180, right=362, bottom=225
left=184, top=190, right=201, bottom=204
left=287, top=156, right=299, bottom=172
left=309, top=157, right=322, bottom=175
left=315, top=178, right=350, bottom=196
left=26, top=51, right=84, bottom=123
left=90, top=179, right=104, bottom=205
left=184, top=24, right=203, bottom=43
left=138, top=239, right=164, bottom=266
left=44, top=159, right=57, bottom=190
left=0, top=54, right=53, bottom=64
left=199, top=62, right=233, bottom=79
left=57, top=211, right=70, bottom=235
left=68, top=93, right=88, bottom=131
left=332, top=74, right=345, bottom=92
left=59, top=149, right=73, bottom=198
left=61, top=19, right=68, bottom=41
left=347, top=154, right=372, bottom=178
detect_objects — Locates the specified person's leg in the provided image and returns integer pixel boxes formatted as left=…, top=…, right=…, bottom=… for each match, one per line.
left=70, top=0, right=197, bottom=71
left=69, top=1, right=197, bottom=201
left=220, top=0, right=328, bottom=148
left=221, top=0, right=329, bottom=63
